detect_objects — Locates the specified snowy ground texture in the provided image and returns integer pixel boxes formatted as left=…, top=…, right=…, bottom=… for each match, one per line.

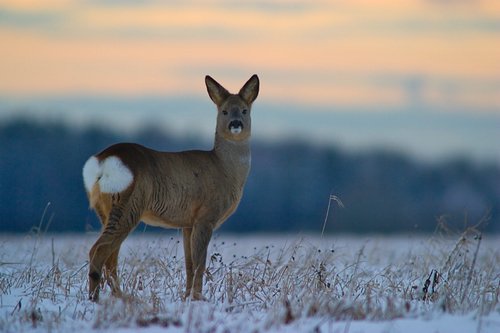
left=1, top=228, right=499, bottom=333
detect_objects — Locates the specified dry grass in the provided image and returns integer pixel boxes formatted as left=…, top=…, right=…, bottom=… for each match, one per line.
left=0, top=225, right=499, bottom=332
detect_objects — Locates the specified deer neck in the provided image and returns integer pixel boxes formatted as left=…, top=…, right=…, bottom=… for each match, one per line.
left=213, top=135, right=251, bottom=181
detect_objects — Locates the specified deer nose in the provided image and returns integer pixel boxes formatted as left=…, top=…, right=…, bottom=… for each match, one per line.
left=228, top=120, right=243, bottom=134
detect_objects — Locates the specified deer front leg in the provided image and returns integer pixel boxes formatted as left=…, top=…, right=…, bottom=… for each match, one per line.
left=189, top=223, right=213, bottom=300
left=182, top=227, right=194, bottom=299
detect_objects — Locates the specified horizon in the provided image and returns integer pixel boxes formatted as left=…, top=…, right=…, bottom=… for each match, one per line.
left=1, top=0, right=499, bottom=163
left=1, top=94, right=499, bottom=164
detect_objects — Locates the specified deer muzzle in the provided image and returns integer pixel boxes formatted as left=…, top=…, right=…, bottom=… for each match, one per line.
left=229, top=120, right=244, bottom=134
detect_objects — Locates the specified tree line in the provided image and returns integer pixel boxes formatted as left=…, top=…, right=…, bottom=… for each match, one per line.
left=0, top=119, right=498, bottom=234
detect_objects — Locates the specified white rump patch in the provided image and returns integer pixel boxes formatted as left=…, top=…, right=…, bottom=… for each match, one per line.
left=99, top=156, right=134, bottom=193
left=82, top=156, right=134, bottom=193
left=83, top=156, right=100, bottom=193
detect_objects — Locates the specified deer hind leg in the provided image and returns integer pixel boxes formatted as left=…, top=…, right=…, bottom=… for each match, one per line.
left=103, top=249, right=121, bottom=297
left=88, top=203, right=140, bottom=302
left=92, top=197, right=121, bottom=297
left=189, top=223, right=213, bottom=301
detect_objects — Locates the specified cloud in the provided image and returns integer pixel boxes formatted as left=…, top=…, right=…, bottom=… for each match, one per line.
left=0, top=0, right=498, bottom=112
left=0, top=7, right=65, bottom=30
left=2, top=0, right=499, bottom=39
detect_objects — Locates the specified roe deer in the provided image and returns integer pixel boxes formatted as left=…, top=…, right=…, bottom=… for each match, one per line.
left=82, top=75, right=259, bottom=301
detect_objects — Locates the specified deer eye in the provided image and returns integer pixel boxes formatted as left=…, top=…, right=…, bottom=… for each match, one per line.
left=242, top=109, right=248, bottom=115
left=222, top=110, right=228, bottom=115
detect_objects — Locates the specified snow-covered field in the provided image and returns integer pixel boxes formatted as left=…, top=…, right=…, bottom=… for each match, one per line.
left=1, top=230, right=499, bottom=333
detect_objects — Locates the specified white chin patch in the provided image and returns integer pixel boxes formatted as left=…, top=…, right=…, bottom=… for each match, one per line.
left=230, top=127, right=242, bottom=135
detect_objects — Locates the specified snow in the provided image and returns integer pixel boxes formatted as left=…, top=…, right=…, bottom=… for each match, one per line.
left=1, top=232, right=499, bottom=333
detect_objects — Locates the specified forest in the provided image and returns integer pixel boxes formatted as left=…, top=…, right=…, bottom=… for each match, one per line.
left=0, top=119, right=498, bottom=234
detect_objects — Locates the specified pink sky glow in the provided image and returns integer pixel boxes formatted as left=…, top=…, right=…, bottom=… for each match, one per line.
left=0, top=0, right=499, bottom=111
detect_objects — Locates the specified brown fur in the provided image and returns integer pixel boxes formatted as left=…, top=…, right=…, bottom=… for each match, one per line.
left=85, top=75, right=259, bottom=302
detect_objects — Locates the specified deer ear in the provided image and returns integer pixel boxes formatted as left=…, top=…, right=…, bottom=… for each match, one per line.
left=205, top=75, right=230, bottom=106
left=239, top=74, right=259, bottom=105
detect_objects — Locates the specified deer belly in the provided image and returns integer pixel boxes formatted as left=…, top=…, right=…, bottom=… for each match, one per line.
left=141, top=211, right=189, bottom=228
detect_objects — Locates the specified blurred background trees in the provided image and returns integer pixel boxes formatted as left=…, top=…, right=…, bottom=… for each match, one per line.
left=1, top=119, right=497, bottom=234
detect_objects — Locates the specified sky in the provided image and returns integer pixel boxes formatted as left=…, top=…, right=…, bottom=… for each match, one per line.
left=0, top=0, right=499, bottom=162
